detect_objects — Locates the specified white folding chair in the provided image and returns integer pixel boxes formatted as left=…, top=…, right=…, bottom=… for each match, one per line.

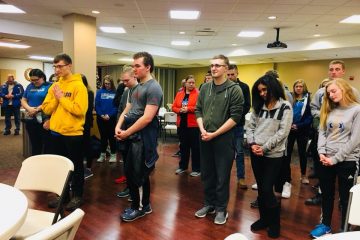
left=24, top=209, right=84, bottom=240
left=344, top=183, right=360, bottom=231
left=13, top=154, right=74, bottom=239
left=163, top=112, right=177, bottom=141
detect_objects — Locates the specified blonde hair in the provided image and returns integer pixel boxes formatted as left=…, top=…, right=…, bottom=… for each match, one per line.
left=319, top=78, right=358, bottom=129
left=292, top=79, right=308, bottom=99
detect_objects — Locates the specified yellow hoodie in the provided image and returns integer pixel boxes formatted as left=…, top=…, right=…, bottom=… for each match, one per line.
left=42, top=73, right=88, bottom=136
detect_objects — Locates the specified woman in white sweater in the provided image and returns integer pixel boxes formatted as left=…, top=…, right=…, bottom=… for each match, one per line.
left=310, top=78, right=360, bottom=238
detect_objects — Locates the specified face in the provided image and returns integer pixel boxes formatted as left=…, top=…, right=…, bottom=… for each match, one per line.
left=104, top=80, right=111, bottom=90
left=53, top=60, right=71, bottom=78
left=258, top=83, right=267, bottom=100
left=132, top=57, right=150, bottom=80
left=294, top=83, right=304, bottom=95
left=30, top=76, right=44, bottom=87
left=327, top=83, right=343, bottom=103
left=7, top=75, right=14, bottom=84
left=227, top=69, right=238, bottom=81
left=328, top=63, right=345, bottom=79
left=205, top=75, right=212, bottom=83
left=210, top=59, right=227, bottom=79
left=121, top=72, right=136, bottom=88
left=185, top=78, right=195, bottom=91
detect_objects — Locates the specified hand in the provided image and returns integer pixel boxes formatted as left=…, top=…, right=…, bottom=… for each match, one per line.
left=43, top=120, right=50, bottom=130
left=251, top=144, right=264, bottom=156
left=291, top=124, right=297, bottom=130
left=27, top=107, right=38, bottom=116
left=201, top=131, right=216, bottom=141
left=53, top=84, right=64, bottom=100
left=181, top=107, right=188, bottom=113
left=320, top=154, right=333, bottom=166
left=104, top=114, right=110, bottom=120
left=116, top=129, right=130, bottom=141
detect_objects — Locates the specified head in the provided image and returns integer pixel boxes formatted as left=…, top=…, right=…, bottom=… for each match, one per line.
left=185, top=75, right=196, bottom=92
left=251, top=74, right=286, bottom=114
left=204, top=71, right=212, bottom=83
left=7, top=74, right=15, bottom=84
left=48, top=74, right=57, bottom=82
left=53, top=53, right=72, bottom=78
left=210, top=54, right=229, bottom=79
left=133, top=52, right=154, bottom=79
left=292, top=79, right=308, bottom=97
left=265, top=70, right=279, bottom=79
left=29, top=69, right=46, bottom=87
left=102, top=75, right=115, bottom=91
left=328, top=60, right=345, bottom=79
left=121, top=65, right=137, bottom=88
left=320, top=78, right=331, bottom=88
left=227, top=64, right=238, bottom=81
left=181, top=79, right=186, bottom=87
left=320, top=78, right=358, bottom=129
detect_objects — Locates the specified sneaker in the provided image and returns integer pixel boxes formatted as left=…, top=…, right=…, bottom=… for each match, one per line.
left=250, top=199, right=259, bottom=208
left=84, top=168, right=94, bottom=180
left=14, top=130, right=20, bottom=135
left=238, top=178, right=248, bottom=189
left=190, top=171, right=201, bottom=177
left=172, top=150, right=181, bottom=157
left=128, top=196, right=133, bottom=202
left=3, top=130, right=10, bottom=136
left=65, top=196, right=83, bottom=211
left=251, top=183, right=258, bottom=190
left=175, top=168, right=186, bottom=175
left=214, top=211, right=228, bottom=225
left=109, top=153, right=117, bottom=163
left=195, top=205, right=215, bottom=218
left=142, top=204, right=152, bottom=214
left=305, top=194, right=322, bottom=206
left=310, top=224, right=331, bottom=238
left=97, top=152, right=106, bottom=162
left=121, top=208, right=145, bottom=222
left=114, top=176, right=127, bottom=184
left=282, top=182, right=292, bottom=199
left=301, top=175, right=310, bottom=184
left=117, top=188, right=130, bottom=198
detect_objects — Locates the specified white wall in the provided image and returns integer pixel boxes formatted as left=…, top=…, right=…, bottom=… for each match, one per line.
left=0, top=58, right=43, bottom=88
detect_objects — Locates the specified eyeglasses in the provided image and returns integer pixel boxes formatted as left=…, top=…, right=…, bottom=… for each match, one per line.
left=53, top=64, right=69, bottom=69
left=210, top=64, right=226, bottom=68
left=30, top=78, right=40, bottom=82
left=104, top=82, right=111, bottom=85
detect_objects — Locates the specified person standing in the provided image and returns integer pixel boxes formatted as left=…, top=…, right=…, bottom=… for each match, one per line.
left=227, top=64, right=251, bottom=189
left=310, top=78, right=360, bottom=238
left=0, top=74, right=24, bottom=135
left=247, top=75, right=292, bottom=238
left=172, top=75, right=200, bottom=176
left=115, top=52, right=163, bottom=222
left=194, top=54, right=243, bottom=225
left=42, top=53, right=88, bottom=211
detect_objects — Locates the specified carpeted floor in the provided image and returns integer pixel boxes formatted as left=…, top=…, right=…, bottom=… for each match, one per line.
left=0, top=119, right=24, bottom=169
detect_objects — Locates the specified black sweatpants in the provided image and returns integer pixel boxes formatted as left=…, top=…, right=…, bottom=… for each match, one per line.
left=25, top=120, right=50, bottom=155
left=97, top=116, right=117, bottom=153
left=178, top=127, right=200, bottom=172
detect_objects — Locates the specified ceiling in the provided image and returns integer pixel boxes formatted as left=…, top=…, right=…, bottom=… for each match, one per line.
left=1, top=0, right=360, bottom=67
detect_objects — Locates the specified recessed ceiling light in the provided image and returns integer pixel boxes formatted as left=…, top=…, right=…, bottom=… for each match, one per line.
left=313, top=34, right=321, bottom=37
left=231, top=43, right=237, bottom=46
left=99, top=26, right=126, bottom=33
left=92, top=10, right=100, bottom=14
left=170, top=10, right=200, bottom=20
left=118, top=58, right=133, bottom=62
left=229, top=61, right=237, bottom=64
left=268, top=16, right=277, bottom=20
left=237, top=31, right=264, bottom=38
left=179, top=32, right=185, bottom=35
left=0, top=4, right=25, bottom=13
left=0, top=42, right=30, bottom=48
left=340, top=15, right=360, bottom=24
left=171, top=40, right=190, bottom=46
left=29, top=55, right=54, bottom=61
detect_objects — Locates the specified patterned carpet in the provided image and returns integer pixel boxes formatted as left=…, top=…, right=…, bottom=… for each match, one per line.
left=0, top=120, right=24, bottom=169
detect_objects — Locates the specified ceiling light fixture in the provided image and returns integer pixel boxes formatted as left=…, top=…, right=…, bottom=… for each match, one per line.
left=29, top=55, right=54, bottom=61
left=340, top=15, right=360, bottom=24
left=231, top=43, right=237, bottom=46
left=171, top=40, right=190, bottom=46
left=0, top=4, right=25, bottom=13
left=237, top=31, right=264, bottom=38
left=92, top=10, right=100, bottom=14
left=100, top=26, right=126, bottom=33
left=179, top=32, right=185, bottom=34
left=170, top=10, right=200, bottom=20
left=118, top=58, right=133, bottom=62
left=0, top=42, right=30, bottom=48
left=313, top=34, right=321, bottom=37
left=268, top=16, right=277, bottom=20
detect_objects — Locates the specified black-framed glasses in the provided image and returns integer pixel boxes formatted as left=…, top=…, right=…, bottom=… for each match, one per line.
left=210, top=64, right=226, bottom=68
left=30, top=78, right=40, bottom=82
left=53, top=64, right=69, bottom=69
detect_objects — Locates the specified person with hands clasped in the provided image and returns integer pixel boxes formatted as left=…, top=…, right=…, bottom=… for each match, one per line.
left=310, top=78, right=360, bottom=238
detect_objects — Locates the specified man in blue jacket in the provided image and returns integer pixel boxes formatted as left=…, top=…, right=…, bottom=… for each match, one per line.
left=0, top=74, right=24, bottom=135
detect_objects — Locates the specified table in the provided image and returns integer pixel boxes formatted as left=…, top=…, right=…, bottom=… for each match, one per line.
left=318, top=231, right=360, bottom=240
left=0, top=183, right=28, bottom=240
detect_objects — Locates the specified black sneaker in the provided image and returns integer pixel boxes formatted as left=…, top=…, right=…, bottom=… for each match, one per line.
left=3, top=130, right=10, bottom=136
left=305, top=194, right=321, bottom=206
left=117, top=188, right=130, bottom=198
left=143, top=204, right=152, bottom=214
left=250, top=199, right=259, bottom=208
left=84, top=168, right=94, bottom=180
left=121, top=208, right=145, bottom=222
left=66, top=197, right=83, bottom=211
left=14, top=130, right=20, bottom=135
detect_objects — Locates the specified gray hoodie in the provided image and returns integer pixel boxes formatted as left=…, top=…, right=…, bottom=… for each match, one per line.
left=247, top=98, right=293, bottom=158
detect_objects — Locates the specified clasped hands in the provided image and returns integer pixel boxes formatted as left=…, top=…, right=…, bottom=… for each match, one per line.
left=319, top=154, right=333, bottom=166
left=251, top=144, right=264, bottom=156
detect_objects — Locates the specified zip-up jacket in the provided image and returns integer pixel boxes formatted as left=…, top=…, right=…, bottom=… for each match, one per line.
left=172, top=87, right=199, bottom=128
left=0, top=81, right=24, bottom=107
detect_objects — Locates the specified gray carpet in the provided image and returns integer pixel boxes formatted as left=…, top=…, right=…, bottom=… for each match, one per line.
left=0, top=120, right=24, bottom=169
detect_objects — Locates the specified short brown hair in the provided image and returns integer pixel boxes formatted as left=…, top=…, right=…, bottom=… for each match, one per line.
left=329, top=60, right=345, bottom=70
left=212, top=54, right=230, bottom=67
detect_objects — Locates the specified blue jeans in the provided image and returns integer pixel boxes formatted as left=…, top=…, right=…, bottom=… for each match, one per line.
left=4, top=105, right=20, bottom=132
left=234, top=125, right=245, bottom=179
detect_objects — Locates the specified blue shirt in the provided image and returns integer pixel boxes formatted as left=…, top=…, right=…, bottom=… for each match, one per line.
left=95, top=88, right=117, bottom=116
left=23, top=82, right=51, bottom=107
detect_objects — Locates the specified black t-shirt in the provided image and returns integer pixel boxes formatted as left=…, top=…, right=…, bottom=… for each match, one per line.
left=180, top=93, right=189, bottom=128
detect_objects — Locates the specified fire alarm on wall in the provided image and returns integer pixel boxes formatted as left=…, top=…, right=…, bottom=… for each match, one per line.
left=349, top=76, right=355, bottom=81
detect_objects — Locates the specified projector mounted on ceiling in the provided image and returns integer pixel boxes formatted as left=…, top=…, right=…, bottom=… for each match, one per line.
left=267, top=27, right=287, bottom=49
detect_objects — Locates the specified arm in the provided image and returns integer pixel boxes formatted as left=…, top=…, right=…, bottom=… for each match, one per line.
left=310, top=89, right=323, bottom=118
left=317, top=128, right=327, bottom=155
left=94, top=90, right=103, bottom=116
left=171, top=92, right=182, bottom=114
left=295, top=104, right=313, bottom=129
left=14, top=84, right=24, bottom=99
left=246, top=111, right=257, bottom=144
left=21, top=98, right=39, bottom=116
left=57, top=86, right=88, bottom=117
left=41, top=85, right=59, bottom=115
left=115, top=102, right=131, bottom=139
left=242, top=84, right=251, bottom=115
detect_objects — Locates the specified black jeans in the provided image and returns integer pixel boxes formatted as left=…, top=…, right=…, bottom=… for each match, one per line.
left=49, top=134, right=84, bottom=198
left=178, top=127, right=200, bottom=172
left=4, top=105, right=20, bottom=131
left=25, top=120, right=50, bottom=155
left=97, top=116, right=117, bottom=153
left=318, top=161, right=358, bottom=228
left=251, top=154, right=282, bottom=208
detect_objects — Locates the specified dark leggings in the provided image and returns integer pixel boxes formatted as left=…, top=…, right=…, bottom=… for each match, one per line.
left=178, top=127, right=200, bottom=172
left=97, top=116, right=117, bottom=153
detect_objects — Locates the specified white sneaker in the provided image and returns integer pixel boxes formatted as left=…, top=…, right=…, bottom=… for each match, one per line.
left=109, top=154, right=117, bottom=163
left=97, top=153, right=106, bottom=162
left=251, top=183, right=258, bottom=190
left=301, top=175, right=310, bottom=184
left=282, top=182, right=292, bottom=199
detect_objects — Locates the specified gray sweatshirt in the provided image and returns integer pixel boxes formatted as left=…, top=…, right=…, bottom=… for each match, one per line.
left=247, top=98, right=293, bottom=158
left=318, top=104, right=360, bottom=164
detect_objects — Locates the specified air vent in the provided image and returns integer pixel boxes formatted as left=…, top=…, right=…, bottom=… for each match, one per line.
left=195, top=30, right=217, bottom=36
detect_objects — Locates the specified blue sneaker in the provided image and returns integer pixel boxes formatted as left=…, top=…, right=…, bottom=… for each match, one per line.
left=310, top=224, right=331, bottom=238
left=142, top=204, right=152, bottom=214
left=121, top=208, right=145, bottom=222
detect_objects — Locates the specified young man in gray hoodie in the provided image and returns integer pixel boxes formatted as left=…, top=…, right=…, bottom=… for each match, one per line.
left=195, top=54, right=243, bottom=225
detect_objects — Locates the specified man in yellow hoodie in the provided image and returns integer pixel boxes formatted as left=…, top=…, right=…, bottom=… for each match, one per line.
left=41, top=53, right=88, bottom=211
